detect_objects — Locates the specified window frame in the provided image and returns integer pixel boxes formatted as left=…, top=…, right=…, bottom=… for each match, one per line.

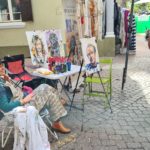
left=0, top=0, right=27, bottom=29
left=0, top=0, right=22, bottom=23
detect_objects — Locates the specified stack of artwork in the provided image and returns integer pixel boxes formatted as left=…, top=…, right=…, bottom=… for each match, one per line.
left=26, top=30, right=62, bottom=66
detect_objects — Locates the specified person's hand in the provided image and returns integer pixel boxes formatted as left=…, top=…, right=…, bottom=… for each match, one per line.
left=21, top=93, right=34, bottom=104
left=0, top=74, right=10, bottom=82
left=3, top=74, right=11, bottom=82
left=17, top=107, right=27, bottom=113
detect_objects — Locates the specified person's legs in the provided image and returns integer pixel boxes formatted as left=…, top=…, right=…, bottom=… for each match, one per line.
left=45, top=79, right=58, bottom=89
left=30, top=84, right=71, bottom=133
left=148, top=37, right=150, bottom=49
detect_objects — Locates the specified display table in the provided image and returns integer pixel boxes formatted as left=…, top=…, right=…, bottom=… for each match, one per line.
left=32, top=65, right=85, bottom=80
left=31, top=65, right=85, bottom=110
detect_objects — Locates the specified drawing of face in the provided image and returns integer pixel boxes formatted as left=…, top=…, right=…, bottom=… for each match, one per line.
left=35, top=39, right=43, bottom=55
left=49, top=33, right=59, bottom=49
left=86, top=44, right=96, bottom=64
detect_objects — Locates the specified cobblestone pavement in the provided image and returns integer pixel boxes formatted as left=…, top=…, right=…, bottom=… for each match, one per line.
left=1, top=35, right=150, bottom=150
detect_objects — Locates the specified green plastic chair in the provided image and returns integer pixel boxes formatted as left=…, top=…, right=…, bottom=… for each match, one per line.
left=83, top=58, right=112, bottom=112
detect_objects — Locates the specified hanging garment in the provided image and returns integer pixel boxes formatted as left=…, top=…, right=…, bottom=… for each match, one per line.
left=114, top=1, right=120, bottom=36
left=13, top=106, right=51, bottom=150
left=76, top=0, right=83, bottom=38
left=89, top=0, right=97, bottom=37
left=119, top=9, right=126, bottom=48
left=124, top=9, right=130, bottom=47
left=97, top=0, right=103, bottom=40
left=128, top=14, right=136, bottom=51
left=76, top=0, right=100, bottom=38
left=102, top=0, right=106, bottom=38
left=84, top=0, right=92, bottom=37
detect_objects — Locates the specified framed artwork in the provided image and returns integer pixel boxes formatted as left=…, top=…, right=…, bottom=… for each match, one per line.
left=45, top=30, right=62, bottom=57
left=26, top=31, right=49, bottom=66
left=80, top=37, right=100, bottom=74
left=62, top=0, right=81, bottom=64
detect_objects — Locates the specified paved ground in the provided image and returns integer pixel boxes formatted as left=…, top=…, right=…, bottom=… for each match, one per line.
left=1, top=35, right=150, bottom=150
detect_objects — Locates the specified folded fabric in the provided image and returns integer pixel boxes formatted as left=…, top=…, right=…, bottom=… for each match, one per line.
left=35, top=68, right=53, bottom=75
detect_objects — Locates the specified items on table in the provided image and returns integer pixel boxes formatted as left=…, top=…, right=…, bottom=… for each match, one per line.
left=48, top=57, right=71, bottom=74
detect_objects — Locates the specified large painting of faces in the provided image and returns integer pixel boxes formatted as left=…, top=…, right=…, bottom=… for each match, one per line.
left=26, top=30, right=63, bottom=66
left=26, top=31, right=49, bottom=66
left=80, top=37, right=100, bottom=74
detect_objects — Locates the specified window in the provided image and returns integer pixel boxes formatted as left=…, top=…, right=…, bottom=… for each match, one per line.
left=0, top=0, right=33, bottom=23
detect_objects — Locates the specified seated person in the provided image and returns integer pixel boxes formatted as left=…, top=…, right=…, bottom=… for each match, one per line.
left=0, top=59, right=71, bottom=134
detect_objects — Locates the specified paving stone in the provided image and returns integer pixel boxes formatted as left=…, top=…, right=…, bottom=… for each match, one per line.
left=108, top=134, right=122, bottom=140
left=127, top=142, right=142, bottom=149
left=118, top=120, right=128, bottom=126
left=115, top=129, right=128, bottom=135
left=142, top=142, right=150, bottom=150
left=99, top=133, right=108, bottom=140
left=127, top=130, right=139, bottom=137
left=116, top=140, right=127, bottom=149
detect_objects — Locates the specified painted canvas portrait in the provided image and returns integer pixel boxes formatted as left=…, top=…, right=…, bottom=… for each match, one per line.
left=45, top=30, right=62, bottom=57
left=26, top=31, right=49, bottom=66
left=80, top=37, right=100, bottom=74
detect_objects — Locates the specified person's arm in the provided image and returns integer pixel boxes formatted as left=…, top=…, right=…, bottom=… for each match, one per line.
left=0, top=86, right=22, bottom=112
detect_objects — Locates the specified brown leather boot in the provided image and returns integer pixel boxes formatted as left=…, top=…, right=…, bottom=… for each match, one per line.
left=52, top=121, right=71, bottom=134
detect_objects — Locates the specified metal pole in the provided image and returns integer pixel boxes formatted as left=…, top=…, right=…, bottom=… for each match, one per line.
left=121, top=0, right=135, bottom=90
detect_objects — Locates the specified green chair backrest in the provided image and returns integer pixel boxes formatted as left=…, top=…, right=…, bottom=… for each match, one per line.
left=99, top=58, right=113, bottom=64
left=99, top=58, right=113, bottom=79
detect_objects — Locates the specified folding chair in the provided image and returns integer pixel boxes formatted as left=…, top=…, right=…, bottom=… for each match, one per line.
left=0, top=108, right=58, bottom=148
left=0, top=110, right=14, bottom=148
left=83, top=58, right=113, bottom=111
left=3, top=54, right=36, bottom=88
left=39, top=108, right=58, bottom=140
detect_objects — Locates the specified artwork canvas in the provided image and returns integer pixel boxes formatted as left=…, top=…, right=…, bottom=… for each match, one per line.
left=45, top=30, right=62, bottom=57
left=66, top=19, right=72, bottom=32
left=62, top=0, right=81, bottom=64
left=26, top=31, right=49, bottom=66
left=80, top=37, right=100, bottom=74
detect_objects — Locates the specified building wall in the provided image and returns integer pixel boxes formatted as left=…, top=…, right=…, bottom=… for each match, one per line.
left=98, top=38, right=115, bottom=57
left=0, top=0, right=66, bottom=58
left=0, top=0, right=115, bottom=58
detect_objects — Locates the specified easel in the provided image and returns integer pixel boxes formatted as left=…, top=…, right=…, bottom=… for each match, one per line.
left=69, top=59, right=84, bottom=111
left=122, top=0, right=135, bottom=90
left=69, top=58, right=112, bottom=112
left=61, top=42, right=77, bottom=93
left=68, top=58, right=113, bottom=131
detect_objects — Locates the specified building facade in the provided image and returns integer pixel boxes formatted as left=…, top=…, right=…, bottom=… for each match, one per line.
left=0, top=0, right=115, bottom=59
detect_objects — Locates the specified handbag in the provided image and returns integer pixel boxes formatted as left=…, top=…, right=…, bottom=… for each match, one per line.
left=5, top=81, right=24, bottom=100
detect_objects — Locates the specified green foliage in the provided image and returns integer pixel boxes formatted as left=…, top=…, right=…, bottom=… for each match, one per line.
left=124, top=0, right=150, bottom=14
